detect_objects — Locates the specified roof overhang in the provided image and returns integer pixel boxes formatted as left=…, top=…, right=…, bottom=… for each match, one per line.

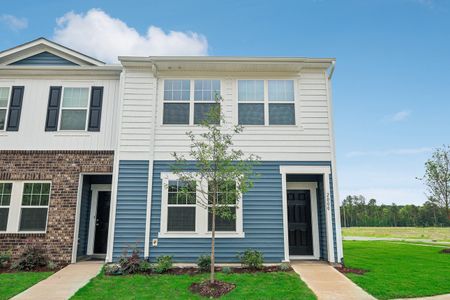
left=0, top=65, right=122, bottom=78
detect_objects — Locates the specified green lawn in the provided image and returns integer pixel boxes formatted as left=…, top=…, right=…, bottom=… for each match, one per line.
left=0, top=272, right=53, bottom=300
left=71, top=271, right=316, bottom=300
left=344, top=241, right=450, bottom=299
left=342, top=227, right=450, bottom=242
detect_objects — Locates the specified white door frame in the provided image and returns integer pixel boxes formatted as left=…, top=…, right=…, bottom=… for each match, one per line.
left=280, top=165, right=335, bottom=263
left=87, top=184, right=112, bottom=256
left=286, top=182, right=320, bottom=260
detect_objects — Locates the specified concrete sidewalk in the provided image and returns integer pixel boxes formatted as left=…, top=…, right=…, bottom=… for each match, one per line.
left=291, top=261, right=375, bottom=300
left=12, top=261, right=103, bottom=300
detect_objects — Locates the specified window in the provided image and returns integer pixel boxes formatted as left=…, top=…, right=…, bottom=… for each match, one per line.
left=60, top=87, right=89, bottom=130
left=19, top=183, right=50, bottom=232
left=238, top=80, right=295, bottom=125
left=0, top=87, right=10, bottom=130
left=0, top=183, right=12, bottom=231
left=163, top=79, right=221, bottom=125
left=167, top=180, right=196, bottom=231
left=207, top=181, right=237, bottom=232
left=160, top=173, right=243, bottom=238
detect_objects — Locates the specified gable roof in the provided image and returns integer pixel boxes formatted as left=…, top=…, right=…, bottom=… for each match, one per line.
left=0, top=37, right=105, bottom=66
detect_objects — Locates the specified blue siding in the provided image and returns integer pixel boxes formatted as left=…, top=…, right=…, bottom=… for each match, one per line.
left=77, top=177, right=91, bottom=257
left=149, top=160, right=334, bottom=263
left=329, top=174, right=338, bottom=261
left=317, top=181, right=328, bottom=259
left=10, top=51, right=78, bottom=66
left=112, top=161, right=149, bottom=260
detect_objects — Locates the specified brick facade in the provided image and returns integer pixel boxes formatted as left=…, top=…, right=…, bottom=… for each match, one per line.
left=0, top=150, right=114, bottom=265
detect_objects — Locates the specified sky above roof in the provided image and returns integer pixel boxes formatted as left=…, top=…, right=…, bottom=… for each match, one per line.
left=1, top=0, right=449, bottom=205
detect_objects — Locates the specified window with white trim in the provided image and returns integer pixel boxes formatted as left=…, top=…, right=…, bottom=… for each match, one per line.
left=160, top=173, right=243, bottom=238
left=0, top=87, right=10, bottom=130
left=0, top=183, right=12, bottom=231
left=19, top=183, right=50, bottom=232
left=0, top=181, right=51, bottom=233
left=207, top=181, right=237, bottom=232
left=60, top=87, right=89, bottom=130
left=163, top=79, right=221, bottom=125
left=238, top=79, right=295, bottom=125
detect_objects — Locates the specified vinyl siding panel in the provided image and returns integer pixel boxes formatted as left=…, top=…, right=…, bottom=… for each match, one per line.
left=112, top=160, right=149, bottom=260
left=148, top=160, right=334, bottom=263
left=10, top=51, right=78, bottom=66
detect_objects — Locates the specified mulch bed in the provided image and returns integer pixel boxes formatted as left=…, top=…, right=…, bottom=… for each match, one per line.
left=0, top=263, right=60, bottom=274
left=335, top=266, right=367, bottom=275
left=440, top=248, right=450, bottom=254
left=190, top=280, right=236, bottom=298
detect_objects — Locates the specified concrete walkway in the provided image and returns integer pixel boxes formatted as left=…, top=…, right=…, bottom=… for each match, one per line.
left=291, top=261, right=375, bottom=300
left=12, top=261, right=103, bottom=300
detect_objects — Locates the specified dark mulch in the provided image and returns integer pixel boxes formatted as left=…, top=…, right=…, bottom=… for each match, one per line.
left=0, top=264, right=59, bottom=274
left=440, top=248, right=450, bottom=254
left=190, top=280, right=236, bottom=298
left=335, top=266, right=367, bottom=275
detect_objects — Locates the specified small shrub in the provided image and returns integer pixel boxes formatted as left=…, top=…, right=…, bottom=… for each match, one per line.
left=237, top=249, right=264, bottom=269
left=47, top=261, right=58, bottom=270
left=197, top=255, right=211, bottom=272
left=222, top=266, right=232, bottom=274
left=104, top=264, right=122, bottom=275
left=119, top=248, right=142, bottom=274
left=139, top=260, right=152, bottom=272
left=278, top=262, right=290, bottom=271
left=0, top=250, right=12, bottom=268
left=154, top=255, right=173, bottom=273
left=12, top=244, right=48, bottom=271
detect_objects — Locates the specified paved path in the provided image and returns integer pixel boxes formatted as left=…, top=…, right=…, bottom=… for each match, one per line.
left=12, top=261, right=102, bottom=300
left=344, top=236, right=450, bottom=245
left=291, top=261, right=375, bottom=300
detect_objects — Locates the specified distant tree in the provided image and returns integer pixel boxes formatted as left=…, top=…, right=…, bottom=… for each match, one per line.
left=419, top=145, right=450, bottom=220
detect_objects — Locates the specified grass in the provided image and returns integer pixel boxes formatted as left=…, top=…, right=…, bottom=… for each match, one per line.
left=0, top=272, right=53, bottom=300
left=342, top=227, right=450, bottom=242
left=344, top=241, right=450, bottom=299
left=71, top=271, right=316, bottom=300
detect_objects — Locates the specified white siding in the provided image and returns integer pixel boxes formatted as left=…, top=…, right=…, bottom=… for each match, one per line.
left=117, top=69, right=156, bottom=159
left=0, top=78, right=119, bottom=150
left=150, top=69, right=332, bottom=161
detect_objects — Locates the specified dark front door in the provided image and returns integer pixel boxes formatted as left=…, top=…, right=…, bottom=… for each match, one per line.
left=94, top=191, right=111, bottom=254
left=287, top=190, right=313, bottom=256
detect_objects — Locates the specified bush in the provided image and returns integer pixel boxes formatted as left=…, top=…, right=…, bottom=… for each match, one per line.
left=0, top=250, right=11, bottom=268
left=104, top=264, right=122, bottom=275
left=237, top=249, right=264, bottom=269
left=222, top=266, right=232, bottom=274
left=12, top=244, right=48, bottom=271
left=154, top=255, right=173, bottom=274
left=119, top=248, right=142, bottom=274
left=197, top=255, right=211, bottom=272
left=139, top=260, right=152, bottom=272
left=278, top=262, right=290, bottom=271
left=47, top=261, right=58, bottom=270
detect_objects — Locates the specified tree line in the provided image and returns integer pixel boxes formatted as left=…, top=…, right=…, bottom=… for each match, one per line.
left=340, top=195, right=450, bottom=227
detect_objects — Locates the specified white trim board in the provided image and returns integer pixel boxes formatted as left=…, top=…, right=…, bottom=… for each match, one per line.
left=87, top=184, right=112, bottom=256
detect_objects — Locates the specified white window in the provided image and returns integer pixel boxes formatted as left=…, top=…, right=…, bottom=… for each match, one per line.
left=0, top=181, right=51, bottom=233
left=159, top=173, right=243, bottom=238
left=238, top=80, right=295, bottom=125
left=0, top=87, right=10, bottom=130
left=207, top=181, right=237, bottom=232
left=0, top=183, right=12, bottom=231
left=60, top=87, right=90, bottom=130
left=163, top=79, right=221, bottom=125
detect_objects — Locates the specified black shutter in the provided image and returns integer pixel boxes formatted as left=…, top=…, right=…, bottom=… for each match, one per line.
left=6, top=86, right=24, bottom=131
left=88, top=86, right=103, bottom=132
left=45, top=86, right=62, bottom=131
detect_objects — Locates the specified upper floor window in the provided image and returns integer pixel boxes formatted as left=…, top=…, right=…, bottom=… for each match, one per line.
left=238, top=80, right=295, bottom=125
left=60, top=88, right=89, bottom=130
left=163, top=79, right=220, bottom=125
left=0, top=87, right=10, bottom=130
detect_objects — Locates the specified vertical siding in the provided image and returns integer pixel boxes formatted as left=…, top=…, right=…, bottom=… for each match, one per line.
left=148, top=160, right=333, bottom=263
left=112, top=160, right=149, bottom=260
left=329, top=173, right=338, bottom=260
left=317, top=180, right=328, bottom=259
left=10, top=51, right=78, bottom=66
left=77, top=176, right=91, bottom=257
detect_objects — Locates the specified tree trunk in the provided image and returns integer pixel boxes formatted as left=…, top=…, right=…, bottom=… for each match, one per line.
left=210, top=198, right=216, bottom=283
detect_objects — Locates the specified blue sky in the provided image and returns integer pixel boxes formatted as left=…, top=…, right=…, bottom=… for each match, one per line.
left=1, top=0, right=449, bottom=205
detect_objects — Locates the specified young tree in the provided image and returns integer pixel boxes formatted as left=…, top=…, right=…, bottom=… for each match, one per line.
left=419, top=145, right=450, bottom=220
left=171, top=95, right=259, bottom=283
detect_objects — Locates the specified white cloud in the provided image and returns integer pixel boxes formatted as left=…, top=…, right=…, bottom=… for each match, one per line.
left=340, top=187, right=426, bottom=205
left=382, top=109, right=411, bottom=123
left=53, top=9, right=208, bottom=63
left=346, top=147, right=432, bottom=158
left=0, top=14, right=28, bottom=31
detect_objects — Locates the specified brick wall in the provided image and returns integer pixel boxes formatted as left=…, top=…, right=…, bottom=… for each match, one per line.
left=0, top=150, right=114, bottom=265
